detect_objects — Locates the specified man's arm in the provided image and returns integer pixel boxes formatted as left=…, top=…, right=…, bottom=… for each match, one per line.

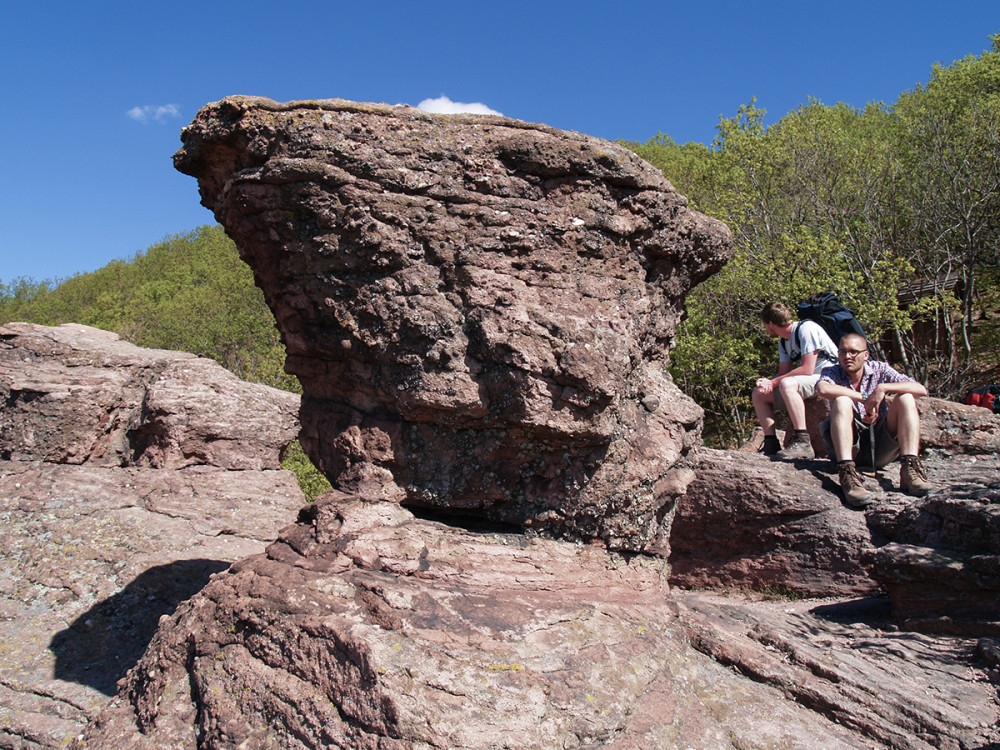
left=773, top=351, right=818, bottom=384
left=817, top=378, right=928, bottom=423
left=816, top=378, right=852, bottom=401
left=816, top=377, right=927, bottom=402
left=872, top=381, right=928, bottom=398
left=862, top=380, right=928, bottom=422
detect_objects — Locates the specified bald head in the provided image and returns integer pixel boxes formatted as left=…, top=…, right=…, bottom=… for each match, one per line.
left=839, top=333, right=868, bottom=353
left=837, top=333, right=870, bottom=372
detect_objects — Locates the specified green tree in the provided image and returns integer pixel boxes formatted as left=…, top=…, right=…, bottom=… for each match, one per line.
left=640, top=98, right=913, bottom=444
left=888, top=35, right=1000, bottom=393
left=618, top=133, right=717, bottom=214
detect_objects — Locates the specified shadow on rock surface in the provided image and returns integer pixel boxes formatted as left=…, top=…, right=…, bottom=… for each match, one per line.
left=810, top=596, right=894, bottom=626
left=50, top=559, right=230, bottom=695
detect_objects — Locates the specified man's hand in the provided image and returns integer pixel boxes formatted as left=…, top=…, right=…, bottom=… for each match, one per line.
left=755, top=377, right=773, bottom=395
left=862, top=385, right=885, bottom=424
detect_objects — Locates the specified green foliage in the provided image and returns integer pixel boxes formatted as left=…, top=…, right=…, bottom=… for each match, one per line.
left=0, top=225, right=298, bottom=392
left=626, top=34, right=1000, bottom=446
left=280, top=440, right=333, bottom=501
left=888, top=45, right=1000, bottom=390
left=617, top=133, right=717, bottom=214
left=0, top=278, right=58, bottom=322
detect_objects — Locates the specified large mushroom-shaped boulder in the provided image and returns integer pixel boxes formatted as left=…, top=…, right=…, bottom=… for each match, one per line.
left=174, top=96, right=732, bottom=552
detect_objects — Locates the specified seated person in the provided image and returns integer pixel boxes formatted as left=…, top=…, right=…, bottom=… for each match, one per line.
left=752, top=302, right=838, bottom=459
left=816, top=333, right=932, bottom=509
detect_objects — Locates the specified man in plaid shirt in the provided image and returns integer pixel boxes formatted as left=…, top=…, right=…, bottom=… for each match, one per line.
left=816, top=333, right=932, bottom=509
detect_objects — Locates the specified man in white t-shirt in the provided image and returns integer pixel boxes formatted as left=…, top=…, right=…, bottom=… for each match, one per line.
left=752, top=301, right=838, bottom=459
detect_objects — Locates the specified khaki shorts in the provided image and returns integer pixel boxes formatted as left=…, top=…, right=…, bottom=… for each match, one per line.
left=773, top=374, right=821, bottom=411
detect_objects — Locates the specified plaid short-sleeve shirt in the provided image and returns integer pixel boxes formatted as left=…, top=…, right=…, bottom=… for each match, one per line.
left=818, top=360, right=914, bottom=422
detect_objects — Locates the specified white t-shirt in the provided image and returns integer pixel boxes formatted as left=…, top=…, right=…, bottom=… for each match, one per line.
left=778, top=320, right=838, bottom=374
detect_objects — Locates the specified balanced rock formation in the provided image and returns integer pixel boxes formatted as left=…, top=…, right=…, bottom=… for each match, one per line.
left=173, top=96, right=732, bottom=553
left=0, top=323, right=305, bottom=748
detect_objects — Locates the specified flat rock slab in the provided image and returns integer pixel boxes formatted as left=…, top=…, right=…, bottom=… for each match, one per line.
left=0, top=322, right=300, bottom=470
left=0, top=323, right=307, bottom=749
left=676, top=591, right=1000, bottom=750
left=669, top=448, right=879, bottom=597
left=73, top=494, right=999, bottom=749
left=0, top=461, right=306, bottom=749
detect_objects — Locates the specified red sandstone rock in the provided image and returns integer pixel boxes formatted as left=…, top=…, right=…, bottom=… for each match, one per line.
left=867, top=455, right=1000, bottom=636
left=917, top=395, right=1000, bottom=454
left=682, top=400, right=1000, bottom=636
left=74, top=492, right=1000, bottom=749
left=0, top=322, right=300, bottom=469
left=668, top=448, right=880, bottom=597
left=0, top=323, right=305, bottom=748
left=173, top=96, right=732, bottom=553
left=4, top=326, right=999, bottom=749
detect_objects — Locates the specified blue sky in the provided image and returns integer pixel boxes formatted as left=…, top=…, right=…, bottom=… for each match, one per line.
left=2, top=0, right=999, bottom=284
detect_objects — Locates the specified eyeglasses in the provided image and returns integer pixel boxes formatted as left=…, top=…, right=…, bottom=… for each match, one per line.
left=839, top=348, right=868, bottom=357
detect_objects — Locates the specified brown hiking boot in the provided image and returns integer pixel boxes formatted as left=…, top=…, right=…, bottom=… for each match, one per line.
left=778, top=431, right=814, bottom=460
left=761, top=434, right=780, bottom=456
left=899, top=455, right=932, bottom=497
left=838, top=462, right=874, bottom=509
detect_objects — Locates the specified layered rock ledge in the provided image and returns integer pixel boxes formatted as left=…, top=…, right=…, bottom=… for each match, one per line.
left=74, top=489, right=1000, bottom=750
left=4, top=332, right=999, bottom=749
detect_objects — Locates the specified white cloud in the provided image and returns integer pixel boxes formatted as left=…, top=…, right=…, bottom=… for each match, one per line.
left=416, top=96, right=502, bottom=116
left=127, top=104, right=181, bottom=124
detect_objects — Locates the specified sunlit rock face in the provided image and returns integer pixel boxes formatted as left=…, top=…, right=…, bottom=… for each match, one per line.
left=174, top=96, right=731, bottom=552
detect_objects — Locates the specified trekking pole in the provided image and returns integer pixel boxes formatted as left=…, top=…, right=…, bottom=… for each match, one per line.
left=869, top=422, right=878, bottom=479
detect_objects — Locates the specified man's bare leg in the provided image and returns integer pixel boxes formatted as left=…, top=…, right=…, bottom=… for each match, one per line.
left=887, top=393, right=931, bottom=495
left=828, top=396, right=872, bottom=507
left=828, top=396, right=856, bottom=462
left=779, top=378, right=808, bottom=431
left=752, top=388, right=780, bottom=454
left=886, top=393, right=920, bottom=456
left=776, top=378, right=813, bottom=458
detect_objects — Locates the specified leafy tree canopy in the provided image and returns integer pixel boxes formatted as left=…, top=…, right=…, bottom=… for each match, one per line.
left=622, top=33, right=1000, bottom=446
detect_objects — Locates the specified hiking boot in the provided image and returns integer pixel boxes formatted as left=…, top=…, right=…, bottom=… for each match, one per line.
left=777, top=431, right=814, bottom=460
left=899, top=455, right=932, bottom=497
left=838, top=462, right=874, bottom=509
left=761, top=434, right=781, bottom=456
